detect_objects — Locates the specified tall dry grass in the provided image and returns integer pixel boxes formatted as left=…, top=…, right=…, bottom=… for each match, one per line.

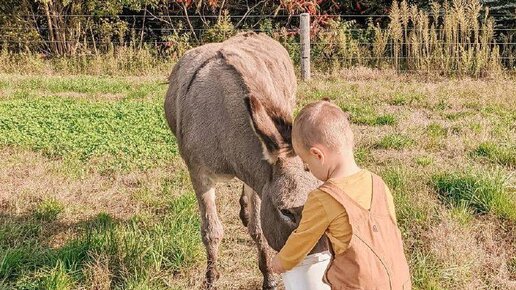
left=310, top=0, right=511, bottom=76
left=386, top=0, right=503, bottom=76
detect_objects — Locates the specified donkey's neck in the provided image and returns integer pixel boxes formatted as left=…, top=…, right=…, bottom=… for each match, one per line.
left=234, top=158, right=271, bottom=197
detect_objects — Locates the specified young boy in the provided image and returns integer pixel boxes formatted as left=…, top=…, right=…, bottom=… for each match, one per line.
left=271, top=100, right=411, bottom=289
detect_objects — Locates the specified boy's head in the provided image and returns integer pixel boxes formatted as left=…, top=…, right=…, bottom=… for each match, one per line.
left=292, top=100, right=354, bottom=181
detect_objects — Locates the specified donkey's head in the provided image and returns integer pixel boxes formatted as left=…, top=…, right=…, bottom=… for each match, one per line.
left=245, top=95, right=321, bottom=251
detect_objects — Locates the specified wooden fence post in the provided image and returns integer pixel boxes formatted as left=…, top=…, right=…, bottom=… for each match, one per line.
left=300, top=13, right=310, bottom=81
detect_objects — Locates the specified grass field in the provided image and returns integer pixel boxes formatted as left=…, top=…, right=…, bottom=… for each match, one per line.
left=0, top=69, right=515, bottom=289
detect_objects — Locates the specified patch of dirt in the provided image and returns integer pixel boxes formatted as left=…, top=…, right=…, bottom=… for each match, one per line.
left=427, top=213, right=516, bottom=289
left=0, top=148, right=135, bottom=220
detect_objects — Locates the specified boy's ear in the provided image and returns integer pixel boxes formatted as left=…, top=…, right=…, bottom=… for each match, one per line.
left=309, top=147, right=324, bottom=161
left=244, top=95, right=293, bottom=163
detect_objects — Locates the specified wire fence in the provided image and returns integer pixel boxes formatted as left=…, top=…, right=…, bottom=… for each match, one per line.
left=1, top=13, right=515, bottom=76
left=14, top=13, right=515, bottom=17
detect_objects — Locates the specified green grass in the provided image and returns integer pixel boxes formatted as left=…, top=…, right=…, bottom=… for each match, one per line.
left=339, top=104, right=397, bottom=126
left=375, top=134, right=413, bottom=150
left=34, top=199, right=64, bottom=221
left=354, top=147, right=371, bottom=164
left=1, top=73, right=514, bottom=289
left=449, top=204, right=475, bottom=225
left=424, top=123, right=447, bottom=150
left=432, top=170, right=516, bottom=221
left=381, top=167, right=438, bottom=290
left=387, top=92, right=423, bottom=106
left=382, top=167, right=432, bottom=229
left=408, top=250, right=442, bottom=290
left=0, top=74, right=166, bottom=100
left=0, top=97, right=177, bottom=172
left=414, top=156, right=433, bottom=166
left=471, top=142, right=515, bottom=167
left=426, top=123, right=447, bottom=139
left=0, top=194, right=201, bottom=289
left=353, top=113, right=398, bottom=126
left=443, top=111, right=471, bottom=121
left=41, top=261, right=75, bottom=290
left=374, top=114, right=397, bottom=125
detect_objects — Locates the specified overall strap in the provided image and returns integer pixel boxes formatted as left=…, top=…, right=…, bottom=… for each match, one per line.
left=370, top=174, right=392, bottom=217
left=318, top=181, right=368, bottom=223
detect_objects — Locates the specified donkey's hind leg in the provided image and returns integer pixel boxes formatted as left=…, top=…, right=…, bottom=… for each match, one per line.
left=243, top=184, right=277, bottom=290
left=239, top=184, right=250, bottom=227
left=191, top=173, right=224, bottom=289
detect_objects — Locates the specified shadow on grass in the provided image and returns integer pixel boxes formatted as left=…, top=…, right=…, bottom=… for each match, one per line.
left=0, top=193, right=202, bottom=289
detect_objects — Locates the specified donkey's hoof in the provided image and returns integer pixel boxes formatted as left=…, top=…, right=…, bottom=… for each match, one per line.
left=262, top=278, right=277, bottom=290
left=203, top=279, right=218, bottom=290
left=203, top=282, right=217, bottom=290
left=204, top=268, right=220, bottom=289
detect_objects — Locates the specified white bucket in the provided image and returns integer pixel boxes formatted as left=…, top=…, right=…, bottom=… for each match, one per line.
left=281, top=251, right=332, bottom=290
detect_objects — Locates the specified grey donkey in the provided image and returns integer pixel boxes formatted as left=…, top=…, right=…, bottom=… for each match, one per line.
left=164, top=32, right=326, bottom=289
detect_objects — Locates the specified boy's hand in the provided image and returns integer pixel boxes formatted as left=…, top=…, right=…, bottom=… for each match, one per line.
left=271, top=255, right=286, bottom=274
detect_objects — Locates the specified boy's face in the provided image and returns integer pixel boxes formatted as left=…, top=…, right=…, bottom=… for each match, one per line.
left=293, top=138, right=329, bottom=181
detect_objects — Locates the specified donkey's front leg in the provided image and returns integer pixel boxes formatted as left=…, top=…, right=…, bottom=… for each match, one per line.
left=243, top=184, right=277, bottom=290
left=192, top=174, right=223, bottom=289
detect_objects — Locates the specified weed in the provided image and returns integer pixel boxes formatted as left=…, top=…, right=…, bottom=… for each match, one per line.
left=432, top=169, right=516, bottom=221
left=375, top=134, right=413, bottom=149
left=415, top=156, right=433, bottom=166
left=34, top=199, right=64, bottom=221
left=426, top=123, right=447, bottom=139
left=472, top=142, right=515, bottom=167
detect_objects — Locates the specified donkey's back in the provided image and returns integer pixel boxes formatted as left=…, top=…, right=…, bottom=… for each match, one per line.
left=164, top=32, right=296, bottom=179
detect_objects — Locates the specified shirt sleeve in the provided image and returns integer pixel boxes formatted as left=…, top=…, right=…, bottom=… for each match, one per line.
left=277, top=192, right=330, bottom=271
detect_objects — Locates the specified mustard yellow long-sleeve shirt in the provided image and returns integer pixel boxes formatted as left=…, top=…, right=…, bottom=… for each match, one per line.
left=277, top=169, right=396, bottom=270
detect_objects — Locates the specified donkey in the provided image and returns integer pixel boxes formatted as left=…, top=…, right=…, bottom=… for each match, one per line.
left=164, top=32, right=325, bottom=289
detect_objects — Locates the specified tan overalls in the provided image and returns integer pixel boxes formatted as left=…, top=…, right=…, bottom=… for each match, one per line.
left=319, top=174, right=411, bottom=290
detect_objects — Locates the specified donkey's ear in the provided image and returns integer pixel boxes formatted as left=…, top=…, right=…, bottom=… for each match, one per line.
left=244, top=95, right=292, bottom=163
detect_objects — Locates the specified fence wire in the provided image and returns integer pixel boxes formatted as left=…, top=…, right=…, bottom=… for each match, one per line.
left=15, top=13, right=515, bottom=17
left=1, top=14, right=514, bottom=74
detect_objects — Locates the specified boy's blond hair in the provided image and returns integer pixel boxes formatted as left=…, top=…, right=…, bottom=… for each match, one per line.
left=292, top=100, right=353, bottom=152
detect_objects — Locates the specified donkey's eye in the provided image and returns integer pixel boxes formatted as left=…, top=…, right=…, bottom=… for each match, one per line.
left=303, top=163, right=310, bottom=172
left=280, top=209, right=296, bottom=223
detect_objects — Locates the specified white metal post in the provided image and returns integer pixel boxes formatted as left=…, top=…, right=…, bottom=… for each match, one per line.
left=300, top=13, right=311, bottom=81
